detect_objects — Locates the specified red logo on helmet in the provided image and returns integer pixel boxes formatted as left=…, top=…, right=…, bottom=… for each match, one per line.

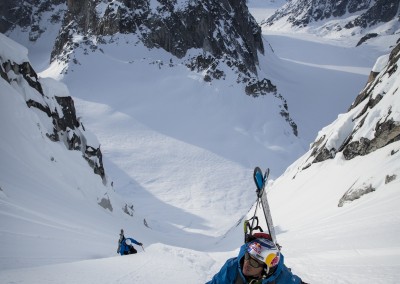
left=249, top=242, right=262, bottom=255
left=270, top=254, right=280, bottom=267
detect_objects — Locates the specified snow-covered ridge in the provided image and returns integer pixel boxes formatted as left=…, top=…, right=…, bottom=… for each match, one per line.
left=0, top=33, right=139, bottom=270
left=274, top=41, right=400, bottom=217
left=286, top=41, right=400, bottom=202
left=265, top=41, right=400, bottom=284
left=0, top=33, right=107, bottom=183
left=262, top=0, right=400, bottom=48
left=0, top=33, right=137, bottom=219
left=0, top=32, right=29, bottom=63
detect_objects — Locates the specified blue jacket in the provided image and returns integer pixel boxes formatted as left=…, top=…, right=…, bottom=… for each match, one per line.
left=118, top=237, right=141, bottom=255
left=207, top=244, right=302, bottom=284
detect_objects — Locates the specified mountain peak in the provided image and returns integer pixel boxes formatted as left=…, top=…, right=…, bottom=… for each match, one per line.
left=263, top=0, right=400, bottom=46
left=49, top=0, right=264, bottom=75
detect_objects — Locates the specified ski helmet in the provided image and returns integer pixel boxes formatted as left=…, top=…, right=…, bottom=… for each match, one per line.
left=252, top=232, right=272, bottom=241
left=247, top=238, right=280, bottom=269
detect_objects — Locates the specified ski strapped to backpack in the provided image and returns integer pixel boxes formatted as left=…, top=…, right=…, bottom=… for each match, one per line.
left=244, top=167, right=280, bottom=249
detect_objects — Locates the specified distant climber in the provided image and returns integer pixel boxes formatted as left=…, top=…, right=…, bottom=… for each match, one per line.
left=117, top=229, right=143, bottom=255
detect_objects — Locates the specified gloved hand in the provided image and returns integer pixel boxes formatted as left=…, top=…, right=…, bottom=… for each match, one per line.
left=139, top=242, right=143, bottom=246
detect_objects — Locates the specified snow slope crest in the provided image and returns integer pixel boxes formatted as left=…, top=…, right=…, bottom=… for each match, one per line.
left=283, top=42, right=400, bottom=207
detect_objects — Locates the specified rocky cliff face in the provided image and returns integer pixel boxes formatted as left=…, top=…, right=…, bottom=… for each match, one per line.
left=1, top=0, right=272, bottom=94
left=0, top=41, right=106, bottom=182
left=0, top=0, right=263, bottom=76
left=53, top=0, right=263, bottom=72
left=0, top=0, right=66, bottom=41
left=300, top=42, right=400, bottom=170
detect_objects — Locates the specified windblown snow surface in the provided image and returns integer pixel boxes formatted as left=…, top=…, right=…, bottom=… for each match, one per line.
left=1, top=0, right=399, bottom=283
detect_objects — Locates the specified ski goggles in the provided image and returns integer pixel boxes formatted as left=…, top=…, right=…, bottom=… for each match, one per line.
left=244, top=252, right=264, bottom=268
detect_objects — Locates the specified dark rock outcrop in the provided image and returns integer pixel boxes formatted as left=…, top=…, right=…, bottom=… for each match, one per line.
left=338, top=183, right=375, bottom=207
left=344, top=0, right=400, bottom=29
left=356, top=33, right=379, bottom=47
left=98, top=194, right=113, bottom=211
left=51, top=0, right=263, bottom=74
left=0, top=0, right=66, bottom=40
left=300, top=42, right=400, bottom=169
left=0, top=52, right=106, bottom=182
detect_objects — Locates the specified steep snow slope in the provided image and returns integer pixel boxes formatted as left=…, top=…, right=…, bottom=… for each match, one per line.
left=0, top=33, right=134, bottom=269
left=267, top=42, right=400, bottom=283
left=269, top=142, right=400, bottom=283
left=0, top=33, right=256, bottom=272
left=43, top=32, right=305, bottom=177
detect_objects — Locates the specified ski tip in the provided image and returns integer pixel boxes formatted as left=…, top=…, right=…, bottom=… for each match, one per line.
left=253, top=167, right=264, bottom=192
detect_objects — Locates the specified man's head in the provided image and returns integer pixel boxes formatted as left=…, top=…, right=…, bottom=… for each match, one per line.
left=242, top=238, right=280, bottom=278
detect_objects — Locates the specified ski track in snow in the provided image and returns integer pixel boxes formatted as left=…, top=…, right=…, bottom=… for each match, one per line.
left=280, top=57, right=370, bottom=75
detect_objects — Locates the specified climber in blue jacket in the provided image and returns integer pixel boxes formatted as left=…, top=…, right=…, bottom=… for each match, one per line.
left=117, top=229, right=143, bottom=255
left=207, top=233, right=306, bottom=284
